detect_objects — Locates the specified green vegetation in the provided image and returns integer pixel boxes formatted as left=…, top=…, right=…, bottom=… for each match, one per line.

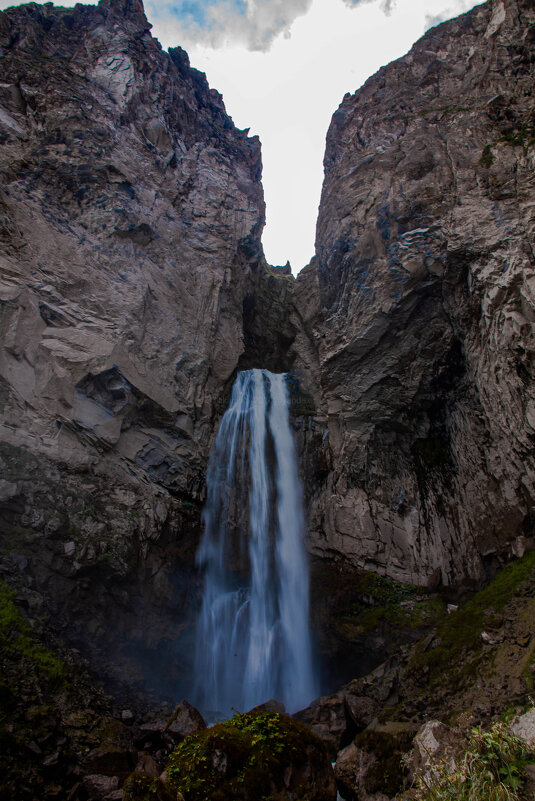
left=0, top=580, right=64, bottom=681
left=341, top=573, right=445, bottom=635
left=167, top=710, right=327, bottom=801
left=500, top=126, right=535, bottom=150
left=123, top=772, right=175, bottom=801
left=409, top=551, right=535, bottom=691
left=414, top=719, right=534, bottom=801
left=479, top=144, right=495, bottom=169
left=353, top=727, right=414, bottom=796
left=262, top=261, right=294, bottom=281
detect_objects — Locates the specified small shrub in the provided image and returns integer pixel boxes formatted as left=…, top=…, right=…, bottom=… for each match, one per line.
left=479, top=145, right=494, bottom=168
left=122, top=772, right=175, bottom=801
left=414, top=719, right=533, bottom=801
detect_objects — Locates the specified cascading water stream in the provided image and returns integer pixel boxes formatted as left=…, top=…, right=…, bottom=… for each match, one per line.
left=193, top=369, right=317, bottom=719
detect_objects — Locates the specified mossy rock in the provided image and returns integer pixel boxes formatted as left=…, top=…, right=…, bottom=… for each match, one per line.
left=166, top=710, right=336, bottom=801
left=123, top=772, right=175, bottom=801
left=0, top=579, right=65, bottom=682
left=335, top=723, right=416, bottom=800
left=408, top=550, right=535, bottom=693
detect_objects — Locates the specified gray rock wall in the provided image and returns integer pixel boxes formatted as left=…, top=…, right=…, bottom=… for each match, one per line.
left=0, top=0, right=268, bottom=694
left=2, top=0, right=535, bottom=698
left=300, top=0, right=535, bottom=585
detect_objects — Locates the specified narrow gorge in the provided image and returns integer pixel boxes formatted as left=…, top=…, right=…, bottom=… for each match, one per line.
left=1, top=0, right=535, bottom=798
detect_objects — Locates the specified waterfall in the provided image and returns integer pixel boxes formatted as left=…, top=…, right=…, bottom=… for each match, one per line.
left=193, top=369, right=317, bottom=718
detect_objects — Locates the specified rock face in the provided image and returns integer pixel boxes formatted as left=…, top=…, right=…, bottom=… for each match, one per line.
left=2, top=0, right=535, bottom=703
left=0, top=0, right=278, bottom=695
left=299, top=0, right=535, bottom=585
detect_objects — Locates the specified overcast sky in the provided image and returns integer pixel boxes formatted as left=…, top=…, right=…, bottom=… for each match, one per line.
left=1, top=0, right=482, bottom=272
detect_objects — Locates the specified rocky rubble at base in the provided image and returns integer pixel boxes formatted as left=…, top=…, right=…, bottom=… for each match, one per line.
left=295, top=549, right=535, bottom=800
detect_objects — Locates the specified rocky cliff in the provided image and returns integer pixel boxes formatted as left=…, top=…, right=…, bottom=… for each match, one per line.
left=300, top=0, right=535, bottom=588
left=3, top=0, right=535, bottom=797
left=1, top=0, right=535, bottom=704
left=0, top=0, right=295, bottom=697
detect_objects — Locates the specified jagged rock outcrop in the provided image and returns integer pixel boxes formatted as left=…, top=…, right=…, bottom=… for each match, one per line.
left=0, top=0, right=283, bottom=694
left=299, top=0, right=535, bottom=586
left=3, top=0, right=535, bottom=703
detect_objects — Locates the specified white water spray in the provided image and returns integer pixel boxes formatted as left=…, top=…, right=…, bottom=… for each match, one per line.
left=193, top=369, right=317, bottom=718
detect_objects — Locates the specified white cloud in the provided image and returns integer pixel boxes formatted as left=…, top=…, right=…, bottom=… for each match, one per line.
left=342, top=0, right=397, bottom=16
left=424, top=0, right=479, bottom=31
left=144, top=0, right=314, bottom=52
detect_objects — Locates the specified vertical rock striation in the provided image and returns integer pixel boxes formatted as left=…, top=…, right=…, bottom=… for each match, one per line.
left=302, top=0, right=535, bottom=585
left=3, top=0, right=535, bottom=700
left=0, top=0, right=268, bottom=692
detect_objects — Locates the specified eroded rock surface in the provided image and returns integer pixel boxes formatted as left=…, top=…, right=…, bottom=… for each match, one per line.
left=0, top=0, right=275, bottom=694
left=298, top=0, right=535, bottom=585
left=3, top=0, right=535, bottom=710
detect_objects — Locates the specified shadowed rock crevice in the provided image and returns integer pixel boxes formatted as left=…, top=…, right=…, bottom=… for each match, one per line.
left=298, top=0, right=535, bottom=586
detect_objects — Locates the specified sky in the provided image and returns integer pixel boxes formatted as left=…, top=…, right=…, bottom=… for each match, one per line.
left=1, top=0, right=482, bottom=272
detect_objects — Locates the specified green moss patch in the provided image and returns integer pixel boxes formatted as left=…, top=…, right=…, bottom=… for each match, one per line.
left=353, top=727, right=414, bottom=797
left=123, top=772, right=175, bottom=801
left=500, top=125, right=535, bottom=149
left=0, top=580, right=64, bottom=681
left=479, top=144, right=495, bottom=169
left=167, top=710, right=332, bottom=801
left=408, top=551, right=535, bottom=692
left=340, top=573, right=445, bottom=637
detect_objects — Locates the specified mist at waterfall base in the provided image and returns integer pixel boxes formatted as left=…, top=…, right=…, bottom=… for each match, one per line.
left=192, top=369, right=318, bottom=720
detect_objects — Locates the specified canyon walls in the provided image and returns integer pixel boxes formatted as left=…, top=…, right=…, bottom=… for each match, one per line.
left=1, top=0, right=535, bottom=698
left=299, top=0, right=535, bottom=587
left=0, top=0, right=282, bottom=695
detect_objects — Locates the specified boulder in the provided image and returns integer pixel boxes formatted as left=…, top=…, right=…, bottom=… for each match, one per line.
left=334, top=723, right=416, bottom=801
left=122, top=771, right=175, bottom=801
left=82, top=774, right=119, bottom=800
left=138, top=700, right=206, bottom=752
left=335, top=743, right=378, bottom=801
left=83, top=746, right=137, bottom=780
left=294, top=694, right=347, bottom=756
left=411, top=720, right=458, bottom=783
left=165, top=700, right=206, bottom=740
left=166, top=710, right=336, bottom=801
left=511, top=708, right=535, bottom=748
left=249, top=698, right=286, bottom=714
